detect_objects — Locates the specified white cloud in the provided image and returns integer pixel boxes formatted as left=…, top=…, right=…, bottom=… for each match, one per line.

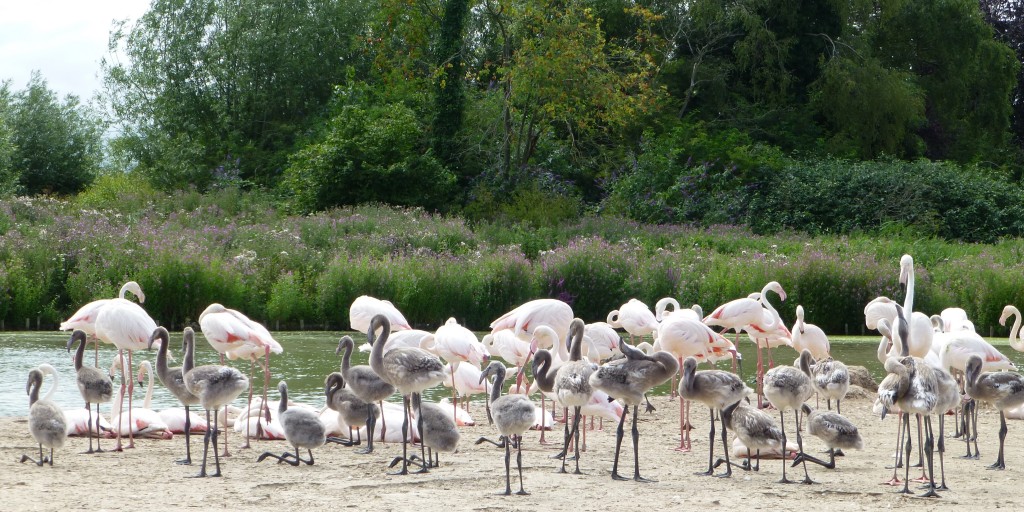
left=0, top=1, right=150, bottom=101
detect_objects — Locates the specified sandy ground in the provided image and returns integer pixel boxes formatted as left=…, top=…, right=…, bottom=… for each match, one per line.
left=3, top=390, right=1023, bottom=512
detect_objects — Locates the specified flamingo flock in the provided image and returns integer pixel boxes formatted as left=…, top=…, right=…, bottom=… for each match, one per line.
left=15, top=254, right=1024, bottom=501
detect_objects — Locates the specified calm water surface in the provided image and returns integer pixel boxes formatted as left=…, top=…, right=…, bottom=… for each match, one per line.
left=3, top=331, right=1023, bottom=417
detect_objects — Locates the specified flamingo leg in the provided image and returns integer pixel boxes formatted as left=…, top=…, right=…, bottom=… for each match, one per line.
left=900, top=412, right=914, bottom=494
left=178, top=404, right=192, bottom=465
left=450, top=363, right=459, bottom=424
left=356, top=404, right=376, bottom=454
left=778, top=411, right=793, bottom=483
left=937, top=413, right=949, bottom=490
left=988, top=411, right=1009, bottom=470
left=795, top=407, right=814, bottom=484
left=388, top=395, right=412, bottom=475
left=921, top=416, right=939, bottom=497
left=696, top=406, right=715, bottom=476
left=713, top=409, right=732, bottom=478
left=126, top=350, right=135, bottom=449
left=538, top=395, right=548, bottom=444
left=515, top=435, right=528, bottom=495
left=883, top=411, right=904, bottom=485
left=84, top=401, right=95, bottom=454
left=631, top=405, right=654, bottom=482
left=242, top=360, right=255, bottom=449
left=193, top=408, right=212, bottom=478
left=611, top=406, right=629, bottom=481
left=675, top=394, right=689, bottom=452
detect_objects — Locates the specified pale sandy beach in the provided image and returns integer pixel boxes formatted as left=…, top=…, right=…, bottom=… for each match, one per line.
left=3, top=388, right=1023, bottom=512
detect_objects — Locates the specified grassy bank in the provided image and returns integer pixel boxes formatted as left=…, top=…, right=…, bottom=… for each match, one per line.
left=2, top=191, right=1024, bottom=334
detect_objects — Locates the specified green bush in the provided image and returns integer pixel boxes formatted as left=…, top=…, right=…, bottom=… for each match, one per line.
left=603, top=124, right=784, bottom=225
left=750, top=158, right=1024, bottom=243
left=267, top=272, right=317, bottom=325
left=281, top=103, right=457, bottom=214
left=76, top=173, right=159, bottom=214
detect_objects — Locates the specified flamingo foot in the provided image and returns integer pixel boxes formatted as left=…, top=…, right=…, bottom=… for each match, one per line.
left=881, top=476, right=902, bottom=486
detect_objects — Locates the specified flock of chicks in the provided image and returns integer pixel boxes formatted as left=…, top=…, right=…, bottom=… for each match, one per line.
left=17, top=253, right=1024, bottom=499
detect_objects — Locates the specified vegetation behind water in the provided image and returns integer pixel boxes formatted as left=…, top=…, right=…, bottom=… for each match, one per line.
left=3, top=191, right=1024, bottom=336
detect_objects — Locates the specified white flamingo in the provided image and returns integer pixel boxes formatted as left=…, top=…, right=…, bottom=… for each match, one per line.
left=350, top=295, right=412, bottom=334
left=60, top=281, right=145, bottom=366
left=199, top=303, right=283, bottom=451
left=94, top=293, right=158, bottom=450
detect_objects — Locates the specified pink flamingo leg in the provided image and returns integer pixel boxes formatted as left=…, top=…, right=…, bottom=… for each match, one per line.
left=126, top=350, right=135, bottom=449
left=450, top=363, right=459, bottom=424
left=114, top=349, right=126, bottom=451
left=241, top=360, right=255, bottom=449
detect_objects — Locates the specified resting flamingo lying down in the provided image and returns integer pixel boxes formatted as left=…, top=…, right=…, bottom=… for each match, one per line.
left=730, top=437, right=799, bottom=460
left=63, top=408, right=112, bottom=436
left=437, top=398, right=476, bottom=426
left=318, top=402, right=421, bottom=443
left=158, top=408, right=209, bottom=434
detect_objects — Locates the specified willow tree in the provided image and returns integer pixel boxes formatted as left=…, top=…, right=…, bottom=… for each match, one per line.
left=104, top=0, right=372, bottom=189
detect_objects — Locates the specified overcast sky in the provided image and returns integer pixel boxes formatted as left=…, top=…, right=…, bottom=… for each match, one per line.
left=1, top=1, right=151, bottom=101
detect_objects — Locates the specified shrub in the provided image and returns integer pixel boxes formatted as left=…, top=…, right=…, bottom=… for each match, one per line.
left=281, top=103, right=457, bottom=214
left=750, top=158, right=1024, bottom=243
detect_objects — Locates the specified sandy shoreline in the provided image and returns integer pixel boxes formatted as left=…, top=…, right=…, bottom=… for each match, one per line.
left=3, top=392, right=1022, bottom=511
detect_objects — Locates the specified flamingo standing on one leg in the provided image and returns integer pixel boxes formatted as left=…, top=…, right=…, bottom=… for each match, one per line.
left=657, top=314, right=734, bottom=451
left=705, top=281, right=789, bottom=408
left=431, top=317, right=489, bottom=422
left=199, top=303, right=283, bottom=453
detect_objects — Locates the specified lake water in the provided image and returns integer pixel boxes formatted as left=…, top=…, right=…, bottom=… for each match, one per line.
left=3, top=330, right=1023, bottom=417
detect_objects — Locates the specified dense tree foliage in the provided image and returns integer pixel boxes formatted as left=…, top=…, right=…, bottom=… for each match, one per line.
left=104, top=0, right=372, bottom=189
left=0, top=74, right=103, bottom=195
left=1, top=0, right=1021, bottom=242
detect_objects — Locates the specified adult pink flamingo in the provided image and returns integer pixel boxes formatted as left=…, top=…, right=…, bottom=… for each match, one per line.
left=657, top=314, right=735, bottom=451
left=199, top=303, right=283, bottom=452
left=607, top=298, right=659, bottom=343
left=431, top=317, right=488, bottom=421
left=60, top=281, right=145, bottom=366
left=93, top=292, right=158, bottom=450
left=350, top=295, right=411, bottom=333
left=704, top=281, right=788, bottom=407
left=491, top=298, right=573, bottom=393
left=791, top=305, right=830, bottom=360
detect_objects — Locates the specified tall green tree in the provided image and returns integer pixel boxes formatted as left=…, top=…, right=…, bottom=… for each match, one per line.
left=870, top=0, right=1018, bottom=160
left=979, top=0, right=1024, bottom=151
left=104, top=0, right=372, bottom=189
left=0, top=83, right=17, bottom=194
left=6, top=73, right=102, bottom=195
left=432, top=0, right=470, bottom=175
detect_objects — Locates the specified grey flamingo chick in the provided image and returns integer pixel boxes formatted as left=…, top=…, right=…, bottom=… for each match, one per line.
left=763, top=349, right=815, bottom=484
left=718, top=399, right=784, bottom=473
left=337, top=335, right=394, bottom=454
left=793, top=404, right=863, bottom=471
left=678, top=356, right=751, bottom=477
left=324, top=372, right=379, bottom=447
left=553, top=318, right=596, bottom=474
left=812, top=357, right=849, bottom=415
left=20, top=366, right=67, bottom=466
left=475, top=361, right=535, bottom=495
left=590, top=338, right=678, bottom=482
left=67, top=330, right=113, bottom=454
left=257, top=381, right=327, bottom=465
left=183, top=332, right=249, bottom=477
left=368, top=314, right=446, bottom=474
left=412, top=393, right=460, bottom=468
left=148, top=326, right=200, bottom=464
left=965, top=354, right=1024, bottom=470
